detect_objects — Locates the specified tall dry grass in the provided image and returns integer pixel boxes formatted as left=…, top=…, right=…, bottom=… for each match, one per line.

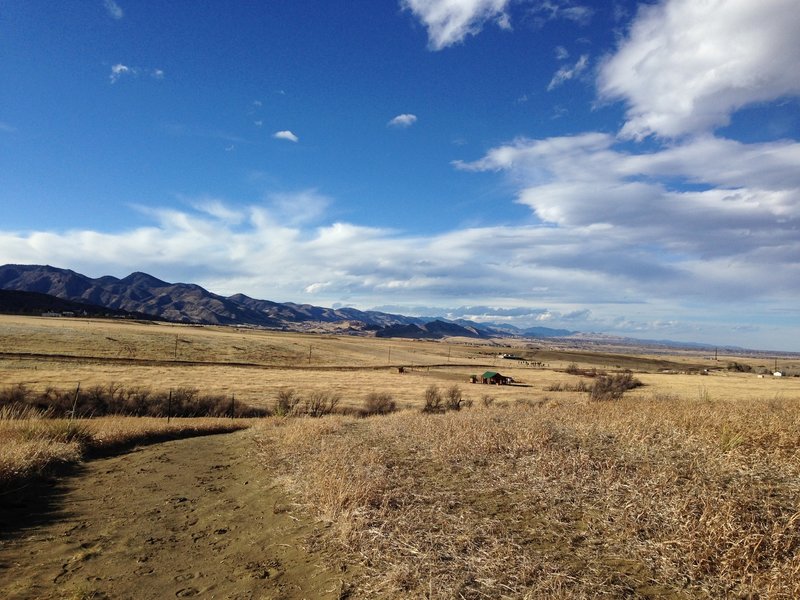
left=255, top=395, right=800, bottom=598
left=0, top=406, right=251, bottom=493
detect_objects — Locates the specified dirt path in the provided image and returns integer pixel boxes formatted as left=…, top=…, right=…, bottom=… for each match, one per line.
left=0, top=430, right=349, bottom=600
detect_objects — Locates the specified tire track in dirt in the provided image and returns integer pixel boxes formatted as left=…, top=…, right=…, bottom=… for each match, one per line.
left=0, top=429, right=350, bottom=599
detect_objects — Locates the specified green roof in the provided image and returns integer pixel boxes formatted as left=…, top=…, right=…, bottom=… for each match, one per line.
left=482, top=371, right=501, bottom=378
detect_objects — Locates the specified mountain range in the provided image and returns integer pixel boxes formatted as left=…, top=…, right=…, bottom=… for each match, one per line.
left=0, top=264, right=572, bottom=340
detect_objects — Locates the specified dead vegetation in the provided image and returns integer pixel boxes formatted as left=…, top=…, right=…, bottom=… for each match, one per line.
left=255, top=395, right=800, bottom=599
left=0, top=383, right=268, bottom=418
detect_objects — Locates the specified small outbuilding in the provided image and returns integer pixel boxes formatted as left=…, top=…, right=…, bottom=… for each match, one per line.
left=481, top=371, right=510, bottom=385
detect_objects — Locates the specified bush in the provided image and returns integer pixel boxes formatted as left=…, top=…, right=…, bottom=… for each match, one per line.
left=481, top=394, right=495, bottom=408
left=590, top=371, right=643, bottom=401
left=421, top=385, right=444, bottom=413
left=363, top=392, right=397, bottom=416
left=303, top=390, right=341, bottom=418
left=546, top=380, right=590, bottom=393
left=274, top=388, right=301, bottom=416
left=445, top=385, right=465, bottom=411
left=0, top=384, right=268, bottom=418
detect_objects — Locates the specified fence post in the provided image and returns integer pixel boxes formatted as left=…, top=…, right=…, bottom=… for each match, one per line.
left=70, top=382, right=81, bottom=423
left=230, top=394, right=235, bottom=419
left=167, top=389, right=172, bottom=424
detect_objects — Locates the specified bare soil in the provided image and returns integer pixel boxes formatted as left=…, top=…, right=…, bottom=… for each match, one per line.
left=0, top=429, right=350, bottom=600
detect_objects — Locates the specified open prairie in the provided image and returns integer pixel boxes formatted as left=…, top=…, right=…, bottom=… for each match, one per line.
left=2, top=314, right=800, bottom=598
left=2, top=314, right=799, bottom=410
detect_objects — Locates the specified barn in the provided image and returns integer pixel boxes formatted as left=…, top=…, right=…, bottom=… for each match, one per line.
left=481, top=371, right=510, bottom=385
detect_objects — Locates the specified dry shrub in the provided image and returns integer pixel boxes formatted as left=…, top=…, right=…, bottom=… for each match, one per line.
left=274, top=388, right=301, bottom=416
left=546, top=379, right=590, bottom=392
left=362, top=392, right=396, bottom=416
left=421, top=384, right=444, bottom=413
left=0, top=384, right=268, bottom=418
left=303, top=390, right=341, bottom=417
left=255, top=396, right=800, bottom=599
left=444, top=384, right=465, bottom=411
left=590, top=371, right=643, bottom=401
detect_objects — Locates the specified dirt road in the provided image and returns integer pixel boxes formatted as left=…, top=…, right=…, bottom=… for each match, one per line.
left=0, top=430, right=349, bottom=599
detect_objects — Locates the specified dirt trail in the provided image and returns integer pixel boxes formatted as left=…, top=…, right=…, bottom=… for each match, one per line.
left=0, top=430, right=349, bottom=599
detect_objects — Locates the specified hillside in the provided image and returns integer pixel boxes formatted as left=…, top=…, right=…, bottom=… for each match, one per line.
left=0, top=264, right=498, bottom=338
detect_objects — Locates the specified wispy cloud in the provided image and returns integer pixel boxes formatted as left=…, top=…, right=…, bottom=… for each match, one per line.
left=531, top=1, right=594, bottom=27
left=103, top=0, right=124, bottom=20
left=598, top=0, right=800, bottom=139
left=109, top=63, right=130, bottom=83
left=109, top=64, right=164, bottom=83
left=388, top=113, right=418, bottom=128
left=273, top=130, right=299, bottom=143
left=401, top=0, right=512, bottom=50
left=547, top=54, right=588, bottom=90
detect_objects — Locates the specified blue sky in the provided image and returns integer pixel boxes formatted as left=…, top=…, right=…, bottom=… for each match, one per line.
left=1, top=0, right=799, bottom=351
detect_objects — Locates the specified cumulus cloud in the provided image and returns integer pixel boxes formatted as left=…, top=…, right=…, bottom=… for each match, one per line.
left=598, top=0, right=800, bottom=139
left=0, top=177, right=797, bottom=347
left=103, top=0, right=123, bottom=19
left=273, top=130, right=299, bottom=143
left=388, top=113, right=418, bottom=128
left=547, top=54, right=588, bottom=91
left=401, top=0, right=511, bottom=50
left=455, top=131, right=800, bottom=306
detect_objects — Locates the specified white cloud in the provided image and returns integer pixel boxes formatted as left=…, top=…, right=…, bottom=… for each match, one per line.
left=1, top=178, right=798, bottom=348
left=599, top=0, right=800, bottom=139
left=388, top=113, right=418, bottom=128
left=109, top=64, right=164, bottom=83
left=455, top=131, right=800, bottom=302
left=547, top=54, right=588, bottom=91
left=401, top=0, right=511, bottom=50
left=554, top=45, right=569, bottom=60
left=109, top=63, right=130, bottom=83
left=532, top=1, right=593, bottom=26
left=268, top=189, right=331, bottom=225
left=273, top=130, right=299, bottom=143
left=103, top=0, right=123, bottom=19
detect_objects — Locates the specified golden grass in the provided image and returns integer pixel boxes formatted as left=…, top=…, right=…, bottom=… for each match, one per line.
left=255, top=396, right=800, bottom=598
left=2, top=314, right=799, bottom=412
left=0, top=407, right=251, bottom=492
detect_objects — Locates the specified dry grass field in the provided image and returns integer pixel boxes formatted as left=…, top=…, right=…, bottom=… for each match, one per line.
left=256, top=398, right=800, bottom=598
left=2, top=314, right=799, bottom=411
left=2, top=314, right=799, bottom=598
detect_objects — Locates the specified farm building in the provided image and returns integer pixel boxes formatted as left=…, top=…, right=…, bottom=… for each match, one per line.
left=480, top=371, right=511, bottom=385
